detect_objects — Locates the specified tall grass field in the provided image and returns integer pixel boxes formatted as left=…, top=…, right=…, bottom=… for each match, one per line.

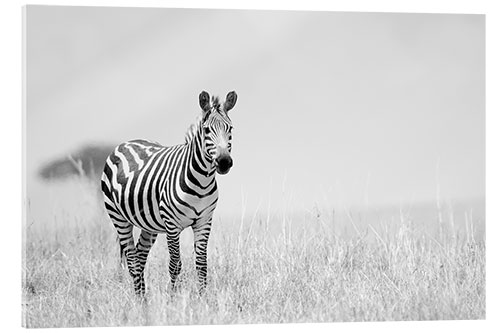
left=22, top=178, right=485, bottom=327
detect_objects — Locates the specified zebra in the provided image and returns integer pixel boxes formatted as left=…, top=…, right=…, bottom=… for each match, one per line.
left=100, top=91, right=238, bottom=296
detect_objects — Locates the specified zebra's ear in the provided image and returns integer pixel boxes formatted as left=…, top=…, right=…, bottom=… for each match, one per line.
left=199, top=91, right=211, bottom=113
left=223, top=91, right=237, bottom=112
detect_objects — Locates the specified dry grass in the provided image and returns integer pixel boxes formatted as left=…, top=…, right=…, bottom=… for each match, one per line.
left=22, top=179, right=485, bottom=327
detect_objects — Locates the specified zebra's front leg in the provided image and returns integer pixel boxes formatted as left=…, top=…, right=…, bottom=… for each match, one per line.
left=135, top=230, right=158, bottom=296
left=192, top=220, right=212, bottom=294
left=166, top=231, right=182, bottom=292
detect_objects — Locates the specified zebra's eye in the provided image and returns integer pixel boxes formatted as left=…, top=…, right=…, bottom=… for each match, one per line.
left=203, top=127, right=211, bottom=134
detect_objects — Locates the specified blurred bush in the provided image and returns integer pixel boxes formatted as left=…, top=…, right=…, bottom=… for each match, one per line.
left=38, top=144, right=116, bottom=181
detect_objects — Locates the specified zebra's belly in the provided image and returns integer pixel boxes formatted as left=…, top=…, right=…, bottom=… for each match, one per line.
left=113, top=191, right=217, bottom=233
left=110, top=189, right=167, bottom=233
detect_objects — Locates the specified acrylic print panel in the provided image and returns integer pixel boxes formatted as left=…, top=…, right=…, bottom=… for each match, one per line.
left=22, top=5, right=485, bottom=328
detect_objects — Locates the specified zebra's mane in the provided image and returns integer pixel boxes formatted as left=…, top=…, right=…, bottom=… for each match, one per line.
left=184, top=96, right=223, bottom=144
left=184, top=115, right=203, bottom=144
left=211, top=96, right=221, bottom=111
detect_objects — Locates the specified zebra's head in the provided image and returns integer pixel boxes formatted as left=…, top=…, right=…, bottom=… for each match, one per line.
left=199, top=91, right=238, bottom=175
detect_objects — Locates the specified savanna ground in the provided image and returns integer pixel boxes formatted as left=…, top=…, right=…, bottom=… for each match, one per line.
left=22, top=178, right=485, bottom=327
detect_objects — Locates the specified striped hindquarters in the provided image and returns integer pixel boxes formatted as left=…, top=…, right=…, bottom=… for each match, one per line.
left=101, top=139, right=174, bottom=233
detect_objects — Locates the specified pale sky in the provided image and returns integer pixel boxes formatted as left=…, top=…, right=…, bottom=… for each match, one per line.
left=26, top=6, right=485, bottom=216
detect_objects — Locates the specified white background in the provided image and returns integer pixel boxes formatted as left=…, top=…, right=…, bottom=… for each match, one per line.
left=24, top=5, right=485, bottom=218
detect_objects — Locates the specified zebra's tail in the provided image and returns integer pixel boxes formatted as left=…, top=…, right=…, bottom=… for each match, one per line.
left=116, top=234, right=127, bottom=271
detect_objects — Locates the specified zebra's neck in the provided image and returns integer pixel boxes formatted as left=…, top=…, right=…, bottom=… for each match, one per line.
left=185, top=118, right=216, bottom=181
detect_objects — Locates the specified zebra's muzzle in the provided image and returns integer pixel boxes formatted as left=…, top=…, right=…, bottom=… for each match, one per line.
left=215, top=155, right=233, bottom=175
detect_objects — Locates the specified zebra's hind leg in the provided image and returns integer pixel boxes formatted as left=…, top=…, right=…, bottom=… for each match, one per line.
left=166, top=231, right=182, bottom=293
left=111, top=218, right=142, bottom=295
left=135, top=230, right=158, bottom=296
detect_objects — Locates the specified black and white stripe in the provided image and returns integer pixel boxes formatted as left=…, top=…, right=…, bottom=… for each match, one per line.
left=101, top=91, right=238, bottom=295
